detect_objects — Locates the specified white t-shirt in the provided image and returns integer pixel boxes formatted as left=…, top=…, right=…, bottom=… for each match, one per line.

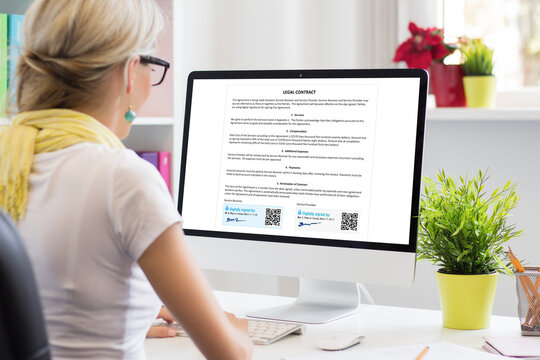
left=17, top=142, right=181, bottom=360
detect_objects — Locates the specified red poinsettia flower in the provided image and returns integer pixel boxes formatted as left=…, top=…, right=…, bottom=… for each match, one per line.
left=393, top=22, right=455, bottom=70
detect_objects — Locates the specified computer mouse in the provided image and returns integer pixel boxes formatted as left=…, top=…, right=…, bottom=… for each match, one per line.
left=315, top=332, right=365, bottom=351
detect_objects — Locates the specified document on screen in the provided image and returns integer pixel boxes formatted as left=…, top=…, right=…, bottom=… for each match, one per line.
left=214, top=84, right=379, bottom=242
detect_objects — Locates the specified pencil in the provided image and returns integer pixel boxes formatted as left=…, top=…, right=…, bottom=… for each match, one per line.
left=415, top=346, right=429, bottom=360
left=509, top=247, right=540, bottom=328
left=535, top=266, right=540, bottom=289
left=509, top=247, right=525, bottom=272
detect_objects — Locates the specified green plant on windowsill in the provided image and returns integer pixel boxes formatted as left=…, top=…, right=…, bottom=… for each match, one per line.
left=461, top=39, right=494, bottom=76
left=460, top=39, right=497, bottom=107
left=417, top=169, right=522, bottom=275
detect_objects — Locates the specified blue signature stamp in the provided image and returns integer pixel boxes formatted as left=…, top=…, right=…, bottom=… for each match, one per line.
left=222, top=203, right=283, bottom=228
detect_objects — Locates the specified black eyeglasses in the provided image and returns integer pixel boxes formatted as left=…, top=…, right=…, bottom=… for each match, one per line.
left=140, top=55, right=170, bottom=86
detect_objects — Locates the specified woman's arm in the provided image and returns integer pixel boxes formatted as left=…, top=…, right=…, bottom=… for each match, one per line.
left=138, top=223, right=253, bottom=360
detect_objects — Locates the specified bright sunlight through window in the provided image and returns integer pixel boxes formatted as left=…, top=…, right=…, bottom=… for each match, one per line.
left=443, top=0, right=540, bottom=90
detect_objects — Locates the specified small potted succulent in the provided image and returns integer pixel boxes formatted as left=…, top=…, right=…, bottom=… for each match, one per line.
left=418, top=169, right=522, bottom=329
left=461, top=38, right=496, bottom=107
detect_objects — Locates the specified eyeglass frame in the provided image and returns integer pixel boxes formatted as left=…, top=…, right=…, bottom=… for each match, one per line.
left=139, top=55, right=170, bottom=86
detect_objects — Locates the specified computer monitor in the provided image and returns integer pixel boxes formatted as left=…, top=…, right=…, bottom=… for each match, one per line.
left=178, top=69, right=428, bottom=324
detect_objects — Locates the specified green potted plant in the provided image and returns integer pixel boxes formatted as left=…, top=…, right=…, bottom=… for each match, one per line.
left=461, top=38, right=496, bottom=107
left=418, top=169, right=522, bottom=329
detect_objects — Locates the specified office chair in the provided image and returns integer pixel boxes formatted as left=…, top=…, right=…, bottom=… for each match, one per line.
left=0, top=209, right=51, bottom=360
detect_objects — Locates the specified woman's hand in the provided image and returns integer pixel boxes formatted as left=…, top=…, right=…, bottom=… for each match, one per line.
left=139, top=224, right=253, bottom=359
left=225, top=312, right=248, bottom=333
left=147, top=310, right=248, bottom=338
left=146, top=306, right=176, bottom=338
left=157, top=306, right=175, bottom=323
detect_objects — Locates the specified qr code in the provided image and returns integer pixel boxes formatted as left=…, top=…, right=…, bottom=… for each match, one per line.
left=341, top=212, right=358, bottom=231
left=265, top=208, right=282, bottom=226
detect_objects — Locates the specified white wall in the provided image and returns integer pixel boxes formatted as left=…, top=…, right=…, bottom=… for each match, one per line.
left=175, top=0, right=400, bottom=298
left=177, top=0, right=398, bottom=75
left=367, top=119, right=540, bottom=316
left=176, top=1, right=537, bottom=317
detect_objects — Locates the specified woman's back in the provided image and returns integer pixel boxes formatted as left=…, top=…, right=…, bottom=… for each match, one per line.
left=0, top=0, right=253, bottom=357
left=18, top=142, right=179, bottom=359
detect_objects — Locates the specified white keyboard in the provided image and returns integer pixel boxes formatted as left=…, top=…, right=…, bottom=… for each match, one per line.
left=247, top=319, right=306, bottom=345
left=159, top=319, right=306, bottom=345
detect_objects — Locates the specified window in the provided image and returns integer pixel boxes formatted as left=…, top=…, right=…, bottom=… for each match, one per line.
left=443, top=0, right=540, bottom=91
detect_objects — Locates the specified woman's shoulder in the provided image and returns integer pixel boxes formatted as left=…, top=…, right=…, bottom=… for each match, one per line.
left=36, top=142, right=159, bottom=183
left=35, top=142, right=135, bottom=160
left=50, top=142, right=150, bottom=169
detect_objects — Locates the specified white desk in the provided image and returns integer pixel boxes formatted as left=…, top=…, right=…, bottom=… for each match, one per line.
left=145, top=291, right=521, bottom=359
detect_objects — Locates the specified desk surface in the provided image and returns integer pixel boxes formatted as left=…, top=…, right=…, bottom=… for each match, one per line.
left=145, top=291, right=520, bottom=359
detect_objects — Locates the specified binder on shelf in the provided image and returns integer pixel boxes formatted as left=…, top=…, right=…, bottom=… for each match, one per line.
left=7, top=14, right=24, bottom=94
left=139, top=151, right=171, bottom=192
left=158, top=152, right=171, bottom=191
left=140, top=152, right=158, bottom=169
left=0, top=14, right=8, bottom=117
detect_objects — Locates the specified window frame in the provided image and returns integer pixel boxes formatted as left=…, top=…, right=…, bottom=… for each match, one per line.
left=401, top=0, right=540, bottom=108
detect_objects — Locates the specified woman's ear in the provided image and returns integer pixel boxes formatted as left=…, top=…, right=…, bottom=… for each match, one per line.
left=126, top=56, right=141, bottom=95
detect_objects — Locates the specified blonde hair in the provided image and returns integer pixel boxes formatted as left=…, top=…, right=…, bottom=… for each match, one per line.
left=13, top=0, right=164, bottom=113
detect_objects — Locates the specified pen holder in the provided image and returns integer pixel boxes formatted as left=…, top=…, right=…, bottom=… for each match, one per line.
left=516, top=267, right=540, bottom=335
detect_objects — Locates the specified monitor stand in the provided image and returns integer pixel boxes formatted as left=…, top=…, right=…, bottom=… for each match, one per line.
left=246, top=278, right=361, bottom=324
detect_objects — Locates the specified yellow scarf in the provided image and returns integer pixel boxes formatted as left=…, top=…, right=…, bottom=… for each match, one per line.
left=0, top=109, right=124, bottom=221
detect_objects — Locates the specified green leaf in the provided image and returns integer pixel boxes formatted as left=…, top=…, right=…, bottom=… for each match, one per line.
left=417, top=169, right=522, bottom=275
left=461, top=39, right=494, bottom=76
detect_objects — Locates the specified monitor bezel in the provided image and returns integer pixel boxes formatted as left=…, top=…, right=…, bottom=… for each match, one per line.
left=178, top=68, right=428, bottom=254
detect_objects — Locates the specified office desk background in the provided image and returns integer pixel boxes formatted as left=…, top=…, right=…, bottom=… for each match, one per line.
left=202, top=117, right=540, bottom=318
left=145, top=291, right=521, bottom=359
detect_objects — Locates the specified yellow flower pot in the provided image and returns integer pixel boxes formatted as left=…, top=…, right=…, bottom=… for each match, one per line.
left=463, top=75, right=497, bottom=108
left=436, top=271, right=498, bottom=329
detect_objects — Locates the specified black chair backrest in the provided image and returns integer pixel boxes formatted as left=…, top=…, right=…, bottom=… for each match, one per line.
left=0, top=209, right=51, bottom=360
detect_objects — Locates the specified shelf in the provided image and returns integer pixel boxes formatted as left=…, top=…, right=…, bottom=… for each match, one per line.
left=133, top=117, right=175, bottom=126
left=427, top=107, right=540, bottom=121
left=0, top=117, right=175, bottom=126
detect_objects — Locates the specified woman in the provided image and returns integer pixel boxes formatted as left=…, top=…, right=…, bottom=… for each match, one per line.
left=0, top=0, right=252, bottom=359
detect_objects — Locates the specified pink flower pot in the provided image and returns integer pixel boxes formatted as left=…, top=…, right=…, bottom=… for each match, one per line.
left=429, top=62, right=466, bottom=107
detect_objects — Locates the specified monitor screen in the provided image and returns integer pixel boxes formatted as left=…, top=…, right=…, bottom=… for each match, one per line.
left=179, top=69, right=426, bottom=254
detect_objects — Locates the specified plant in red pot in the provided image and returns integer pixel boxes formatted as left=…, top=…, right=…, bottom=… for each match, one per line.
left=393, top=22, right=466, bottom=107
